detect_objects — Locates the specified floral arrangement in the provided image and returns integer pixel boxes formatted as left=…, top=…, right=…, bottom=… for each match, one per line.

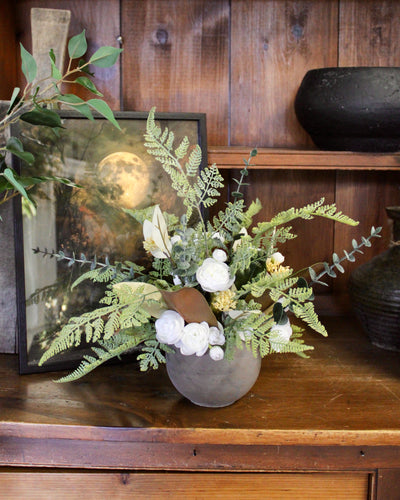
left=38, top=107, right=381, bottom=381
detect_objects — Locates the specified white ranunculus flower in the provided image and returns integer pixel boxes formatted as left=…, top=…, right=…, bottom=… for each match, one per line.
left=209, top=325, right=225, bottom=346
left=177, top=321, right=210, bottom=356
left=196, top=257, right=235, bottom=293
left=155, top=310, right=184, bottom=345
left=209, top=345, right=224, bottom=361
left=212, top=248, right=227, bottom=262
left=143, top=205, right=172, bottom=259
left=269, top=320, right=293, bottom=352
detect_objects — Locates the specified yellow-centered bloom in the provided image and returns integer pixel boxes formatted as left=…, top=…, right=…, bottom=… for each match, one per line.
left=211, top=288, right=237, bottom=312
left=266, top=252, right=290, bottom=274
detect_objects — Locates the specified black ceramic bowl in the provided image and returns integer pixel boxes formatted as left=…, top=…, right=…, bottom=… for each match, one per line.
left=294, top=67, right=400, bottom=152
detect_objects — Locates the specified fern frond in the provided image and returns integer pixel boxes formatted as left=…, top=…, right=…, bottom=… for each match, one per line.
left=55, top=333, right=148, bottom=383
left=291, top=302, right=328, bottom=336
left=185, top=144, right=202, bottom=175
left=137, top=339, right=169, bottom=371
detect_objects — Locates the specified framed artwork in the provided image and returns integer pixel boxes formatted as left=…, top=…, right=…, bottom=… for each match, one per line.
left=14, top=110, right=207, bottom=374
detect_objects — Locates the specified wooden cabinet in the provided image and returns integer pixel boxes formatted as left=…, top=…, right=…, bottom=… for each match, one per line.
left=1, top=2, right=400, bottom=498
left=1, top=317, right=400, bottom=499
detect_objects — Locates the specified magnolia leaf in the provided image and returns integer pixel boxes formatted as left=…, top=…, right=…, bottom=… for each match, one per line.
left=88, top=46, right=123, bottom=68
left=68, top=30, right=87, bottom=59
left=87, top=99, right=121, bottom=130
left=113, top=282, right=167, bottom=318
left=20, top=108, right=63, bottom=128
left=20, top=43, right=37, bottom=83
left=161, top=287, right=218, bottom=327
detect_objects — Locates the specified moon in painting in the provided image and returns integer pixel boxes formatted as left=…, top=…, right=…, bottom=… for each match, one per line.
left=97, top=151, right=150, bottom=209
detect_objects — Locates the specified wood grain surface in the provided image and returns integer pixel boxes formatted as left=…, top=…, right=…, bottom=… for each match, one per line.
left=0, top=471, right=370, bottom=500
left=1, top=316, right=400, bottom=445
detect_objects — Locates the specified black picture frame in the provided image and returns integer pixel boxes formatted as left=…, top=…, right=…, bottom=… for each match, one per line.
left=14, top=110, right=207, bottom=374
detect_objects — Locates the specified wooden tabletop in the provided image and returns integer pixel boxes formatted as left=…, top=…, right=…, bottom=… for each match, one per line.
left=1, top=315, right=400, bottom=450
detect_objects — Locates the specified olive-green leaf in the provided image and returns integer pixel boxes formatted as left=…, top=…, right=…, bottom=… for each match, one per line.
left=2, top=168, right=31, bottom=201
left=75, top=76, right=103, bottom=96
left=5, top=137, right=35, bottom=165
left=87, top=99, right=121, bottom=130
left=20, top=43, right=37, bottom=83
left=88, top=46, right=122, bottom=68
left=20, top=108, right=63, bottom=128
left=50, top=58, right=62, bottom=80
left=58, top=94, right=94, bottom=121
left=7, top=88, right=20, bottom=114
left=68, top=30, right=87, bottom=59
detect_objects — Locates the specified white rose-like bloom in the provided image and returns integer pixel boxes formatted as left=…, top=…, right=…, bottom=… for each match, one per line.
left=155, top=310, right=184, bottom=345
left=209, top=345, right=224, bottom=361
left=209, top=325, right=225, bottom=346
left=269, top=320, right=293, bottom=352
left=212, top=248, right=227, bottom=262
left=196, top=258, right=235, bottom=293
left=178, top=321, right=210, bottom=356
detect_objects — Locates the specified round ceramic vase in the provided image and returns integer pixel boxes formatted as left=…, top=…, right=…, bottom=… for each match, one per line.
left=166, top=346, right=261, bottom=408
left=295, top=67, right=400, bottom=152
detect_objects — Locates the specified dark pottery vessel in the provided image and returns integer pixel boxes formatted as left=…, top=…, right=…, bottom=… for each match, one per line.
left=295, top=67, right=400, bottom=152
left=348, top=207, right=400, bottom=351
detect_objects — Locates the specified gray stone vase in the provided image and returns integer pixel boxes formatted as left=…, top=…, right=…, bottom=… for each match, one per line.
left=166, top=345, right=261, bottom=407
left=349, top=207, right=400, bottom=351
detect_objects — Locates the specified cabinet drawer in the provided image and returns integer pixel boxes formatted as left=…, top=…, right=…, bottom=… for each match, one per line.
left=0, top=471, right=370, bottom=499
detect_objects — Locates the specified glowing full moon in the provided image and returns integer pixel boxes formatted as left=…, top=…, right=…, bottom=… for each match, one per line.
left=97, top=151, right=150, bottom=208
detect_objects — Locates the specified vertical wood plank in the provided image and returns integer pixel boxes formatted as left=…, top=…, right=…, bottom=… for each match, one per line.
left=121, top=0, right=230, bottom=145
left=333, top=170, right=400, bottom=295
left=377, top=469, right=400, bottom=500
left=230, top=0, right=339, bottom=148
left=335, top=1, right=400, bottom=300
left=242, top=169, right=336, bottom=283
left=14, top=0, right=121, bottom=109
left=339, top=0, right=400, bottom=66
left=0, top=2, right=17, bottom=99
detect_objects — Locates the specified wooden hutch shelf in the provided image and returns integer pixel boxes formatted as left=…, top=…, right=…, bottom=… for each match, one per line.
left=208, top=147, right=400, bottom=170
left=1, top=316, right=400, bottom=499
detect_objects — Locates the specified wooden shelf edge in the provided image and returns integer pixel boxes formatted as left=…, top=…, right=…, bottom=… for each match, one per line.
left=208, top=146, right=400, bottom=170
left=2, top=421, right=400, bottom=448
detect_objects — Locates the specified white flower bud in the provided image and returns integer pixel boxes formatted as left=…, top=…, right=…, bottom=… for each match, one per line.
left=212, top=248, right=227, bottom=262
left=269, top=319, right=293, bottom=352
left=209, top=326, right=225, bottom=346
left=209, top=345, right=224, bottom=361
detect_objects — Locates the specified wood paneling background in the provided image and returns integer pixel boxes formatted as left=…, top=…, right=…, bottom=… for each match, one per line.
left=1, top=0, right=400, bottom=351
